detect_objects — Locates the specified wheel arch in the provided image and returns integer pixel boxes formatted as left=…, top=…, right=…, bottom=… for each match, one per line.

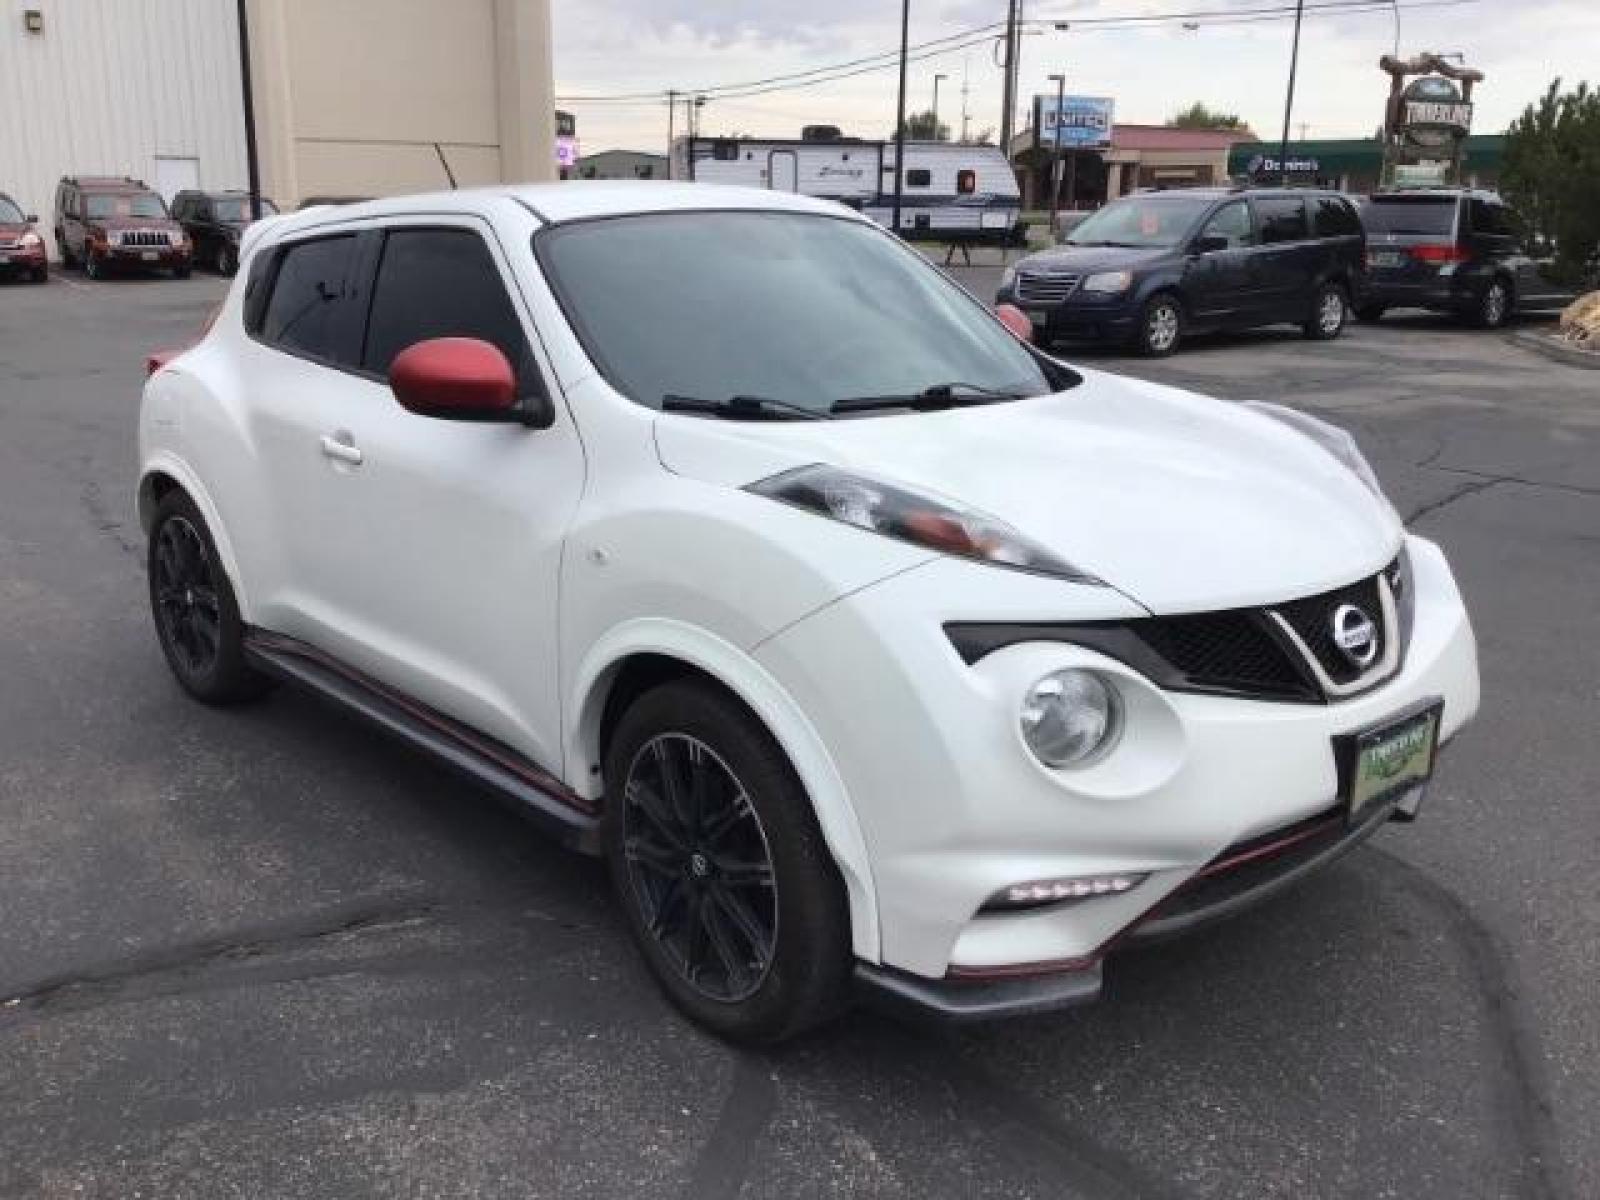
left=136, top=456, right=253, bottom=617
left=567, top=619, right=880, bottom=960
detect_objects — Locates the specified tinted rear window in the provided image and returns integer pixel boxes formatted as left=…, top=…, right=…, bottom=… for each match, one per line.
left=260, top=236, right=358, bottom=363
left=1363, top=197, right=1459, bottom=235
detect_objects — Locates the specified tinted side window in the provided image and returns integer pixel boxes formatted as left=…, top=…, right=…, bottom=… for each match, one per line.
left=260, top=236, right=359, bottom=363
left=1469, top=199, right=1513, bottom=237
left=361, top=228, right=534, bottom=387
left=1312, top=196, right=1362, bottom=238
left=1256, top=196, right=1309, bottom=243
left=1198, top=201, right=1254, bottom=248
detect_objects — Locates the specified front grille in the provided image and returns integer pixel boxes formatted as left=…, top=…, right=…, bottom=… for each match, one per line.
left=117, top=230, right=171, bottom=248
left=1133, top=612, right=1311, bottom=698
left=1016, top=270, right=1080, bottom=304
left=1275, top=576, right=1385, bottom=685
left=0, top=236, right=17, bottom=250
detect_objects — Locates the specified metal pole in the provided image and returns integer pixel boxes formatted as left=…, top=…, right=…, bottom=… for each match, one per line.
left=933, top=74, right=946, bottom=137
left=998, top=0, right=1019, bottom=153
left=1278, top=0, right=1305, bottom=188
left=235, top=0, right=262, bottom=220
left=1048, top=74, right=1065, bottom=228
left=667, top=89, right=676, bottom=167
left=891, top=0, right=910, bottom=236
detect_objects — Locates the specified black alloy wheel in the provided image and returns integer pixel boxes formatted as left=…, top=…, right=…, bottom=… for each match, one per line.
left=152, top=514, right=223, bottom=680
left=620, top=733, right=778, bottom=1004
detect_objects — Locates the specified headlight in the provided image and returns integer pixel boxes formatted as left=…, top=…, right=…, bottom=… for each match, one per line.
left=748, top=465, right=1103, bottom=584
left=1082, top=270, right=1133, bottom=294
left=1244, top=401, right=1390, bottom=507
left=999, top=264, right=1017, bottom=292
left=20, top=231, right=42, bottom=248
left=1020, top=669, right=1120, bottom=767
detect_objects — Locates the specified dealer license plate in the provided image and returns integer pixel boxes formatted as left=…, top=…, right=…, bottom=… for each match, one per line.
left=141, top=250, right=159, bottom=262
left=1340, top=701, right=1442, bottom=821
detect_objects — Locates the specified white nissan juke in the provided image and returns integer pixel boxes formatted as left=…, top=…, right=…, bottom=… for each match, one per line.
left=138, top=184, right=1479, bottom=1043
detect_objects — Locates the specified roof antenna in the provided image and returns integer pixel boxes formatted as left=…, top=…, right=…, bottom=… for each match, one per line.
left=434, top=143, right=458, bottom=189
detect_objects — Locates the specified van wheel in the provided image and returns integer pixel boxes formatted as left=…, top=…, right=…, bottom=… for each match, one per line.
left=147, top=491, right=272, bottom=705
left=1304, top=282, right=1348, bottom=340
left=1354, top=303, right=1387, bottom=322
left=604, top=679, right=852, bottom=1044
left=1471, top=278, right=1511, bottom=329
left=1134, top=293, right=1183, bottom=357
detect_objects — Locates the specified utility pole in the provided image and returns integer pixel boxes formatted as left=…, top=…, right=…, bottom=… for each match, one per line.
left=1048, top=73, right=1065, bottom=229
left=235, top=0, right=262, bottom=220
left=933, top=73, right=948, bottom=138
left=667, top=89, right=677, bottom=170
left=1278, top=0, right=1305, bottom=188
left=891, top=0, right=911, bottom=236
left=960, top=55, right=971, bottom=143
left=998, top=0, right=1019, bottom=153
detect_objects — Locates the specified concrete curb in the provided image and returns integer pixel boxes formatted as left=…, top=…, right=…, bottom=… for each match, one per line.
left=1508, top=330, right=1600, bottom=370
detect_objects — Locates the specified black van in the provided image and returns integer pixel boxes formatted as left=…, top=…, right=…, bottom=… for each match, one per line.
left=996, top=187, right=1366, bottom=356
left=1357, top=189, right=1589, bottom=328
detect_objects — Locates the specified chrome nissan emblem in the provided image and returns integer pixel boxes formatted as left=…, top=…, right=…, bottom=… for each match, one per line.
left=1331, top=604, right=1379, bottom=668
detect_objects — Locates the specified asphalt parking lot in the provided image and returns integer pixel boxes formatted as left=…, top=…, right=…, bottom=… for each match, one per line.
left=2, top=265, right=1597, bottom=1199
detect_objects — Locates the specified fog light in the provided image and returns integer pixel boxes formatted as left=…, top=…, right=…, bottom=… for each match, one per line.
left=984, top=872, right=1148, bottom=912
left=1020, top=669, right=1119, bottom=767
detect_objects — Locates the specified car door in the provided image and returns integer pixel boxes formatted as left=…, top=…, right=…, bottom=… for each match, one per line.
left=264, top=217, right=584, bottom=770
left=1182, top=199, right=1262, bottom=325
left=1249, top=194, right=1317, bottom=322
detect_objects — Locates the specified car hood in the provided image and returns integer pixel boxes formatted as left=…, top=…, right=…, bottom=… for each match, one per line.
left=652, top=369, right=1402, bottom=614
left=1015, top=245, right=1172, bottom=274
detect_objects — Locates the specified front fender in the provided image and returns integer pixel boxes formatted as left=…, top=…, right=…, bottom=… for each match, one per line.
left=566, top=617, right=880, bottom=961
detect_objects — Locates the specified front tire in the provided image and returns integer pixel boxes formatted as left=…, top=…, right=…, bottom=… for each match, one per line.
left=147, top=491, right=272, bottom=705
left=1133, top=292, right=1183, bottom=357
left=1303, top=281, right=1348, bottom=340
left=31, top=266, right=48, bottom=284
left=604, top=679, right=852, bottom=1044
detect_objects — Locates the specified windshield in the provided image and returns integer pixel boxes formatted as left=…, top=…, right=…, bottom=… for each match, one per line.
left=1362, top=196, right=1458, bottom=235
left=213, top=197, right=278, bottom=221
left=85, top=192, right=168, bottom=220
left=1064, top=194, right=1216, bottom=248
left=537, top=211, right=1065, bottom=415
left=0, top=196, right=23, bottom=223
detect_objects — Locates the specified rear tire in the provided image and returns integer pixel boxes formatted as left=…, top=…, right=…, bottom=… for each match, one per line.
left=1133, top=292, right=1183, bottom=357
left=147, top=490, right=272, bottom=705
left=1303, top=281, right=1348, bottom=340
left=1470, top=277, right=1511, bottom=329
left=1354, top=302, right=1387, bottom=322
left=603, top=679, right=852, bottom=1044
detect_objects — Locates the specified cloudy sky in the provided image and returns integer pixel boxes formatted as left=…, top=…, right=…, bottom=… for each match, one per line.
left=551, top=0, right=1598, bottom=155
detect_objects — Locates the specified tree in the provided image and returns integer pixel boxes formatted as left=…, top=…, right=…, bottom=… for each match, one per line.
left=897, top=109, right=951, bottom=141
left=1502, top=79, right=1600, bottom=281
left=1167, top=102, right=1246, bottom=130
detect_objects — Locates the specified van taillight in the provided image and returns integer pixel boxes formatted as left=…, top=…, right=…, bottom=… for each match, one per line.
left=1410, top=243, right=1468, bottom=264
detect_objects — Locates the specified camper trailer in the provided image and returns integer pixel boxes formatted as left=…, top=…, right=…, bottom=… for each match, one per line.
left=670, top=134, right=1020, bottom=244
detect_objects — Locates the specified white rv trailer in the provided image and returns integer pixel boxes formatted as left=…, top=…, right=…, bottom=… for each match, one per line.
left=670, top=135, right=1021, bottom=243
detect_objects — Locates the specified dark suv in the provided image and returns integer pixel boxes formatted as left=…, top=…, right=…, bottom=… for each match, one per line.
left=0, top=191, right=48, bottom=283
left=53, top=176, right=192, bottom=280
left=996, top=187, right=1366, bottom=356
left=1357, top=189, right=1588, bottom=328
left=172, top=190, right=278, bottom=276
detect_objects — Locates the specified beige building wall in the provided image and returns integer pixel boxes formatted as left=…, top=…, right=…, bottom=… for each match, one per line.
left=246, top=0, right=555, bottom=207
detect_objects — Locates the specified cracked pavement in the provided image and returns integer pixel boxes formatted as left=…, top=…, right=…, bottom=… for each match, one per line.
left=1, top=267, right=1597, bottom=1198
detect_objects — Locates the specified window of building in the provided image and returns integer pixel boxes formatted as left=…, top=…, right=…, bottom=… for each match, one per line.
left=712, top=141, right=740, bottom=161
left=1312, top=196, right=1362, bottom=238
left=1255, top=195, right=1309, bottom=243
left=361, top=228, right=534, bottom=389
left=906, top=168, right=932, bottom=188
left=259, top=236, right=358, bottom=363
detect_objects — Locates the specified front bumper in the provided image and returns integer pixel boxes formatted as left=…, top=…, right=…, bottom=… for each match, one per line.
left=95, top=244, right=191, bottom=270
left=0, top=246, right=46, bottom=273
left=755, top=534, right=1479, bottom=1012
left=1364, top=271, right=1482, bottom=312
left=996, top=283, right=1141, bottom=343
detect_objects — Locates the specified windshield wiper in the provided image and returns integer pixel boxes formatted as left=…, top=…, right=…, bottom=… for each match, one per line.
left=661, top=393, right=830, bottom=421
left=830, top=381, right=1027, bottom=415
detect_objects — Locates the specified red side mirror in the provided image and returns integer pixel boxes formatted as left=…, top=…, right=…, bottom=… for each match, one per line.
left=994, top=302, right=1035, bottom=343
left=390, top=337, right=517, bottom=420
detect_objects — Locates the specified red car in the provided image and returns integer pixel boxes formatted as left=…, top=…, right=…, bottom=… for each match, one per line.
left=0, top=191, right=48, bottom=283
left=53, top=176, right=192, bottom=280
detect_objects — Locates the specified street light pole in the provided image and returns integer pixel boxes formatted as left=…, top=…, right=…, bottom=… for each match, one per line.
left=891, top=0, right=911, bottom=236
left=933, top=73, right=948, bottom=137
left=1047, top=73, right=1065, bottom=229
left=998, top=0, right=1019, bottom=153
left=1277, top=0, right=1305, bottom=188
left=235, top=0, right=262, bottom=220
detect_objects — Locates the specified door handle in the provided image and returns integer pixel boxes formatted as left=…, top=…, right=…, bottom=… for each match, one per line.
left=319, top=432, right=363, bottom=466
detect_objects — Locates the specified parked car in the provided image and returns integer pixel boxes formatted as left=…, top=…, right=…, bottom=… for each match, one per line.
left=54, top=176, right=192, bottom=280
left=996, top=187, right=1367, bottom=356
left=0, top=191, right=48, bottom=283
left=139, top=184, right=1478, bottom=1043
left=1356, top=188, right=1589, bottom=327
left=171, top=189, right=278, bottom=276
